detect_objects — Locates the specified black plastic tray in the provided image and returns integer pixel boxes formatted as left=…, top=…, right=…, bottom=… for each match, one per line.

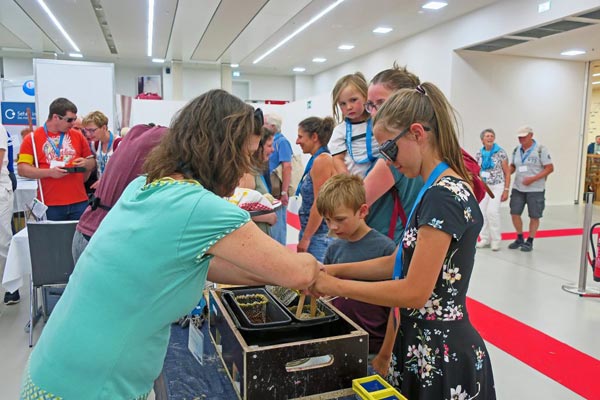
left=221, top=287, right=291, bottom=330
left=265, top=285, right=338, bottom=324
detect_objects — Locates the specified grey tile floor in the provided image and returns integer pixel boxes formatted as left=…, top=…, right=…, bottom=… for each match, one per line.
left=2, top=204, right=599, bottom=399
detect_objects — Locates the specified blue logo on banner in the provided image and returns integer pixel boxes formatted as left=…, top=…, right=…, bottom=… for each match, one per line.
left=22, top=80, right=35, bottom=96
left=1, top=102, right=36, bottom=126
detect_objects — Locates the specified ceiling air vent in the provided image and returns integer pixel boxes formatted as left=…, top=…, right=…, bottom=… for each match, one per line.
left=513, top=20, right=593, bottom=39
left=464, top=38, right=528, bottom=52
left=577, top=8, right=600, bottom=20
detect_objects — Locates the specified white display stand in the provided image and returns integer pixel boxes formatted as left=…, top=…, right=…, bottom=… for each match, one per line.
left=34, top=59, right=116, bottom=131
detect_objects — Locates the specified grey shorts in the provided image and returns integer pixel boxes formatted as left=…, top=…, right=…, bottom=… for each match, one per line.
left=509, top=189, right=545, bottom=219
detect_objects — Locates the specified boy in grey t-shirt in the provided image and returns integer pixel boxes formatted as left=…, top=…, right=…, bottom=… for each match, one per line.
left=317, top=174, right=398, bottom=385
left=508, top=125, right=554, bottom=251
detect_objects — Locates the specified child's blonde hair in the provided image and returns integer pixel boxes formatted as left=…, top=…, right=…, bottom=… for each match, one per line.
left=317, top=174, right=366, bottom=218
left=331, top=72, right=368, bottom=123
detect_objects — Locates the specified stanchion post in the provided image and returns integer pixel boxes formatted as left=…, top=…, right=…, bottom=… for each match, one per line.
left=562, top=192, right=600, bottom=297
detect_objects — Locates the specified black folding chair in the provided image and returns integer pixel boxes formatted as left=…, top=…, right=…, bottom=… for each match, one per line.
left=27, top=220, right=77, bottom=347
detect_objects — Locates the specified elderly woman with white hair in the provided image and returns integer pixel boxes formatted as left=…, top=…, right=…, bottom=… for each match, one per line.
left=474, top=128, right=510, bottom=251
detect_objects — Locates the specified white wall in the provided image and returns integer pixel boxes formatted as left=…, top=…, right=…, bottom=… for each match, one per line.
left=312, top=0, right=600, bottom=95
left=236, top=73, right=294, bottom=102
left=2, top=57, right=33, bottom=77
left=451, top=52, right=586, bottom=205
left=115, top=65, right=163, bottom=97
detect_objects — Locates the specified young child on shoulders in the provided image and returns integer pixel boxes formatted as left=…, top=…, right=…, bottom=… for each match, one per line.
left=316, top=174, right=399, bottom=383
left=329, top=72, right=379, bottom=178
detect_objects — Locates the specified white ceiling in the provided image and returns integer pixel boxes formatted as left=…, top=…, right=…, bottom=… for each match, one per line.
left=0, top=0, right=599, bottom=77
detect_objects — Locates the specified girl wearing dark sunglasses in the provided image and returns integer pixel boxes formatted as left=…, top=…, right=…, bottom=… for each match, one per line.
left=314, top=83, right=496, bottom=400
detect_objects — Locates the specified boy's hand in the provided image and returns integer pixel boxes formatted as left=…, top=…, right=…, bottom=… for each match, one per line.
left=371, top=352, right=392, bottom=378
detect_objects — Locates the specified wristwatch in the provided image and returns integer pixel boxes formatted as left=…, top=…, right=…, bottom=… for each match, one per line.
left=280, top=192, right=288, bottom=196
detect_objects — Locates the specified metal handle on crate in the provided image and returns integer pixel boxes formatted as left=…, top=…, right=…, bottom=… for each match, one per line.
left=284, top=355, right=334, bottom=372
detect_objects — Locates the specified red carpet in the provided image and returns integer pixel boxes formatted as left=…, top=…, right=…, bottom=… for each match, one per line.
left=287, top=211, right=600, bottom=397
left=467, top=297, right=600, bottom=399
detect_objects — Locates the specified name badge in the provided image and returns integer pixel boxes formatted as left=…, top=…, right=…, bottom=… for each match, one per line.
left=518, top=165, right=528, bottom=172
left=480, top=171, right=491, bottom=179
left=50, top=160, right=66, bottom=168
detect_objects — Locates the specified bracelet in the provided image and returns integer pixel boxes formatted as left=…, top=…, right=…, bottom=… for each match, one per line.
left=503, top=188, right=509, bottom=191
left=280, top=192, right=288, bottom=196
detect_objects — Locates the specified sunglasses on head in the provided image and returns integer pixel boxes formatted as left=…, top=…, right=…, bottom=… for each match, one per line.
left=254, top=108, right=264, bottom=127
left=57, top=115, right=77, bottom=123
left=379, top=125, right=431, bottom=162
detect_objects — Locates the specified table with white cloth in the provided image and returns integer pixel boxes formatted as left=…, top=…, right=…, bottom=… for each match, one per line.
left=13, top=179, right=38, bottom=213
left=1, top=227, right=30, bottom=293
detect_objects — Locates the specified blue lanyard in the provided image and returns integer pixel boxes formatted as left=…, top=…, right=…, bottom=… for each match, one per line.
left=345, top=119, right=376, bottom=164
left=43, top=123, right=65, bottom=157
left=392, top=161, right=449, bottom=280
left=520, top=141, right=537, bottom=164
left=295, top=146, right=329, bottom=196
left=97, top=132, right=114, bottom=174
left=259, top=174, right=269, bottom=191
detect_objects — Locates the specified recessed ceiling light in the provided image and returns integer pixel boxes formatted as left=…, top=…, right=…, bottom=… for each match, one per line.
left=538, top=1, right=551, bottom=13
left=68, top=53, right=83, bottom=58
left=230, top=63, right=239, bottom=68
left=592, top=73, right=600, bottom=77
left=561, top=49, right=586, bottom=56
left=312, top=57, right=327, bottom=63
left=422, top=1, right=448, bottom=10
left=232, top=71, right=241, bottom=77
left=293, top=67, right=306, bottom=72
left=373, top=27, right=393, bottom=34
left=338, top=44, right=355, bottom=50
left=592, top=81, right=600, bottom=85
left=152, top=58, right=164, bottom=63
left=253, top=0, right=346, bottom=64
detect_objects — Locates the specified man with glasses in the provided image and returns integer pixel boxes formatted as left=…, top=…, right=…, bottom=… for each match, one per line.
left=17, top=97, right=95, bottom=221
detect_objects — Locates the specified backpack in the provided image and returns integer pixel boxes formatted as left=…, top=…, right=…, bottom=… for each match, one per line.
left=272, top=153, right=304, bottom=197
left=461, top=148, right=490, bottom=202
left=512, top=145, right=543, bottom=166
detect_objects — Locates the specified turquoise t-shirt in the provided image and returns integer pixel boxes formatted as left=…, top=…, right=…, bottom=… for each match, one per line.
left=24, top=177, right=250, bottom=400
left=366, top=165, right=423, bottom=244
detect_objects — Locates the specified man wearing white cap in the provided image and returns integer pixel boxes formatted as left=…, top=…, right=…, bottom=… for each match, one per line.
left=508, top=126, right=554, bottom=251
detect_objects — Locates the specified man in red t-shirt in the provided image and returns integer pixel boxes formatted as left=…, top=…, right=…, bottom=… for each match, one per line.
left=17, top=97, right=96, bottom=221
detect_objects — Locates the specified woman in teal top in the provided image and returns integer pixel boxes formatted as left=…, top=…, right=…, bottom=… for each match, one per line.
left=22, top=90, right=321, bottom=400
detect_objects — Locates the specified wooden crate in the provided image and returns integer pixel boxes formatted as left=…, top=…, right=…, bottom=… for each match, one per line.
left=208, top=288, right=369, bottom=400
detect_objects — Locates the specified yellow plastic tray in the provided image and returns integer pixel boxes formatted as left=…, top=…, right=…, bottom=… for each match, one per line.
left=352, top=375, right=408, bottom=400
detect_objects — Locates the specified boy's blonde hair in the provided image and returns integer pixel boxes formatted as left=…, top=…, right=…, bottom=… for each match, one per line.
left=317, top=174, right=366, bottom=217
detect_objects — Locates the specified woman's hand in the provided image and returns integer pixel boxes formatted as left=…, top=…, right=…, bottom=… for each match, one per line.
left=500, top=190, right=508, bottom=202
left=371, top=352, right=392, bottom=378
left=297, top=236, right=311, bottom=253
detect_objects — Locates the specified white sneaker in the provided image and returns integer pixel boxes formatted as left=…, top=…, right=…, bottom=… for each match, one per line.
left=476, top=240, right=490, bottom=249
left=491, top=242, right=500, bottom=251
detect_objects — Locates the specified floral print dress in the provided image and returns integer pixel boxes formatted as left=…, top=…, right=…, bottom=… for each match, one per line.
left=392, top=176, right=496, bottom=400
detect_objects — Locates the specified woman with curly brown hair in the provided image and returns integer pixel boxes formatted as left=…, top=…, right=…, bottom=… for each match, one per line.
left=22, top=90, right=320, bottom=400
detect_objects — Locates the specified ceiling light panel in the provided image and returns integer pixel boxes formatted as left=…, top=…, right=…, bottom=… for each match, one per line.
left=422, top=2, right=448, bottom=11
left=561, top=49, right=586, bottom=56
left=373, top=27, right=393, bottom=34
left=338, top=44, right=355, bottom=50
left=292, top=67, right=306, bottom=72
left=312, top=57, right=327, bottom=63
